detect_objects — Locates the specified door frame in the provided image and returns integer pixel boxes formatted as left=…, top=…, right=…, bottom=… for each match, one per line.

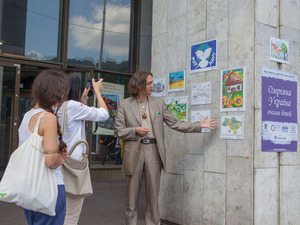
left=0, top=57, right=63, bottom=156
left=0, top=62, right=20, bottom=154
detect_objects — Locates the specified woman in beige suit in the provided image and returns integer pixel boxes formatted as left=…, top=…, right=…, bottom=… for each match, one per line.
left=114, top=71, right=217, bottom=225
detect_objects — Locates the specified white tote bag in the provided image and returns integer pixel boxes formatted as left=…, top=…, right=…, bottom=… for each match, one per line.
left=0, top=112, right=58, bottom=216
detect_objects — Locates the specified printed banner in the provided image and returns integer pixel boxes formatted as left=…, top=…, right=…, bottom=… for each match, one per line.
left=93, top=82, right=124, bottom=135
left=151, top=78, right=166, bottom=97
left=220, top=67, right=246, bottom=112
left=164, top=96, right=188, bottom=121
left=270, top=37, right=289, bottom=64
left=220, top=115, right=244, bottom=139
left=191, top=81, right=211, bottom=105
left=261, top=67, right=297, bottom=152
left=190, top=39, right=217, bottom=73
left=168, top=70, right=185, bottom=92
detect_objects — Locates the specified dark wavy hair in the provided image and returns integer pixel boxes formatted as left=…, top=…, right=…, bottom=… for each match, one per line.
left=32, top=69, right=70, bottom=152
left=63, top=70, right=81, bottom=101
left=128, top=71, right=153, bottom=96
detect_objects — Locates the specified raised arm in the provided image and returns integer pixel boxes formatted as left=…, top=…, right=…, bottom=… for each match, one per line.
left=93, top=78, right=109, bottom=113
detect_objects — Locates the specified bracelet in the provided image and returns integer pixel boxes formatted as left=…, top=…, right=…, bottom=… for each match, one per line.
left=44, top=150, right=59, bottom=154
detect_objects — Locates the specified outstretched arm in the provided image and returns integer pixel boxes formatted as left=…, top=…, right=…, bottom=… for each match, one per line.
left=163, top=99, right=217, bottom=132
left=198, top=116, right=218, bottom=130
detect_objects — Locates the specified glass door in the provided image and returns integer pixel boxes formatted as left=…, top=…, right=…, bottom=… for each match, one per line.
left=0, top=63, right=62, bottom=176
left=0, top=63, right=20, bottom=174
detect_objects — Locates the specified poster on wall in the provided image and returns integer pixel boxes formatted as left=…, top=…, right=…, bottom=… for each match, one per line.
left=93, top=82, right=124, bottom=135
left=270, top=37, right=289, bottom=64
left=220, top=115, right=244, bottom=139
left=168, top=70, right=185, bottom=92
left=190, top=39, right=217, bottom=73
left=151, top=77, right=166, bottom=97
left=261, top=67, right=297, bottom=152
left=220, top=67, right=246, bottom=112
left=164, top=96, right=188, bottom=121
left=191, top=110, right=211, bottom=133
left=191, top=81, right=211, bottom=105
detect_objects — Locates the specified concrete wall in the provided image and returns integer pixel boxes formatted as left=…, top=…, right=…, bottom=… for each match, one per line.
left=255, top=1, right=300, bottom=225
left=151, top=0, right=300, bottom=224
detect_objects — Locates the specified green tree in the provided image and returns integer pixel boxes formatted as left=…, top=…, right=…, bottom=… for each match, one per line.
left=281, top=42, right=288, bottom=60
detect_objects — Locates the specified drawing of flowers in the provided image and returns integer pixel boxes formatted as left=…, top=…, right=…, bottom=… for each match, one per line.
left=222, top=95, right=227, bottom=108
left=233, top=93, right=243, bottom=107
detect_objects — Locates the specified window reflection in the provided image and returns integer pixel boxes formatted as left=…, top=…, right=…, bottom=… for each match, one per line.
left=24, top=0, right=60, bottom=61
left=68, top=0, right=131, bottom=73
left=0, top=1, right=27, bottom=56
left=90, top=72, right=130, bottom=165
left=0, top=0, right=60, bottom=61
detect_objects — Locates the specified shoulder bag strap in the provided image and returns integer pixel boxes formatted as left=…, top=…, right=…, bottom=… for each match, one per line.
left=68, top=139, right=89, bottom=156
left=60, top=101, right=69, bottom=136
left=32, top=112, right=59, bottom=154
left=32, top=112, right=47, bottom=134
left=68, top=120, right=88, bottom=157
left=60, top=101, right=89, bottom=157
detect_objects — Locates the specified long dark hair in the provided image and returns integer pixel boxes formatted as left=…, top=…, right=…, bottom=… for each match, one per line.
left=128, top=71, right=153, bottom=96
left=32, top=69, right=70, bottom=152
left=63, top=70, right=81, bottom=101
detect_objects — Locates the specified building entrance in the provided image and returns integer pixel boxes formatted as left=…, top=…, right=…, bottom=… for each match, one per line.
left=0, top=63, right=19, bottom=174
left=0, top=60, right=128, bottom=180
left=0, top=61, right=62, bottom=176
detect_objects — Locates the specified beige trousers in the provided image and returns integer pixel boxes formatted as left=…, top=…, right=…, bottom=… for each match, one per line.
left=125, top=143, right=162, bottom=225
left=63, top=194, right=85, bottom=225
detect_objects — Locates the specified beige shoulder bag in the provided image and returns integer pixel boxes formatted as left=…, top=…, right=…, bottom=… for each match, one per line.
left=60, top=101, right=93, bottom=197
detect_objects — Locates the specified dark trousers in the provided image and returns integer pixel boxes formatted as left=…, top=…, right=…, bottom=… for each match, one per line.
left=115, top=147, right=122, bottom=165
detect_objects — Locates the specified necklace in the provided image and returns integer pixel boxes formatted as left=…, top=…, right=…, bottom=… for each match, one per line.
left=142, top=113, right=147, bottom=119
left=137, top=99, right=148, bottom=119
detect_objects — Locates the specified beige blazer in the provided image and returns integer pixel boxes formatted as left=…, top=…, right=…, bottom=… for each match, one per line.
left=114, top=96, right=201, bottom=175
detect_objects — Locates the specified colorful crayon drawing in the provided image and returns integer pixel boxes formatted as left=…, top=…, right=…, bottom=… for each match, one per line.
left=190, top=39, right=217, bottom=73
left=222, top=117, right=241, bottom=134
left=151, top=78, right=166, bottom=97
left=220, top=67, right=246, bottom=112
left=220, top=115, right=244, bottom=139
left=93, top=82, right=124, bottom=135
left=168, top=70, right=185, bottom=92
left=99, top=94, right=119, bottom=131
left=270, top=37, right=289, bottom=64
left=164, top=96, right=188, bottom=121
